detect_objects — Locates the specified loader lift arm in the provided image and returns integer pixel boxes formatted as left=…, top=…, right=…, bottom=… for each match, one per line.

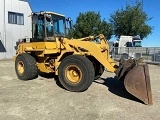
left=61, top=34, right=117, bottom=73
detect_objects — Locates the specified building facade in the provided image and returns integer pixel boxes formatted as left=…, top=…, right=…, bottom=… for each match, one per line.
left=0, top=0, right=32, bottom=59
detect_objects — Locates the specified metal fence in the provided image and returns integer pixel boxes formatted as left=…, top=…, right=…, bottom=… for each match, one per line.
left=110, top=47, right=160, bottom=63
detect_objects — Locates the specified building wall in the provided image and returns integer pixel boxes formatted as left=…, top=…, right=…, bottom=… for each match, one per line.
left=0, top=0, right=5, bottom=58
left=0, top=0, right=32, bottom=59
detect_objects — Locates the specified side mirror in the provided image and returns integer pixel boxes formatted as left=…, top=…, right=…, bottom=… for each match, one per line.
left=66, top=17, right=73, bottom=29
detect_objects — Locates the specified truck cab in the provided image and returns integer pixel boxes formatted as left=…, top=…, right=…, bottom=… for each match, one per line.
left=112, top=35, right=142, bottom=59
left=117, top=35, right=142, bottom=48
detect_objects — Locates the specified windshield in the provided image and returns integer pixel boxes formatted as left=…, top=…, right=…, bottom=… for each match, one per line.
left=133, top=41, right=142, bottom=47
left=46, top=14, right=65, bottom=37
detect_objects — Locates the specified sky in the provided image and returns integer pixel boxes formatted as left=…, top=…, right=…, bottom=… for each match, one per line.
left=28, top=0, right=160, bottom=47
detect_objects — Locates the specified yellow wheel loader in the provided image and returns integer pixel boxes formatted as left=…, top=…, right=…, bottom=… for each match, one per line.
left=14, top=11, right=153, bottom=105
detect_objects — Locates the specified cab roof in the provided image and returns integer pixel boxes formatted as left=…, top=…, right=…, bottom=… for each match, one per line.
left=32, top=11, right=65, bottom=17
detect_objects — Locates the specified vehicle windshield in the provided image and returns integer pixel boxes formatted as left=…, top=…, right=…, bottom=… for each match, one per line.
left=133, top=41, right=142, bottom=47
left=46, top=14, right=66, bottom=37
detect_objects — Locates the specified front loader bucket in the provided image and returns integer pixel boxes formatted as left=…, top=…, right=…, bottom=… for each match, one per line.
left=116, top=58, right=153, bottom=105
left=124, top=64, right=152, bottom=105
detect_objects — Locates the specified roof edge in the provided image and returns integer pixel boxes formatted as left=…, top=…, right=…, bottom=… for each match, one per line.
left=19, top=0, right=33, bottom=12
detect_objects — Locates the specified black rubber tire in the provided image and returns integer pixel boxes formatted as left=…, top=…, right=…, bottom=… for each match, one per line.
left=58, top=55, right=95, bottom=92
left=15, top=53, right=38, bottom=80
left=94, top=64, right=105, bottom=80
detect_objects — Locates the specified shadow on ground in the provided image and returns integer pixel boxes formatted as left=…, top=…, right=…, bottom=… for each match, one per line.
left=94, top=76, right=143, bottom=104
left=38, top=72, right=144, bottom=104
left=38, top=72, right=66, bottom=90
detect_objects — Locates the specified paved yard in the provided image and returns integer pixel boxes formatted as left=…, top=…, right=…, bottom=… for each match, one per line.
left=0, top=60, right=160, bottom=120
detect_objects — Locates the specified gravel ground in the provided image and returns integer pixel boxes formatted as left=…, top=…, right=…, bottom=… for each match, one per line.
left=0, top=60, right=160, bottom=120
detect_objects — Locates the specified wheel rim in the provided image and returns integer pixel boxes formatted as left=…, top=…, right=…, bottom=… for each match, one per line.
left=17, top=61, right=24, bottom=75
left=65, top=65, right=82, bottom=84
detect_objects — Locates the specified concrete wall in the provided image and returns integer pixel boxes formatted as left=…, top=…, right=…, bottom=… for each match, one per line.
left=0, top=0, right=32, bottom=59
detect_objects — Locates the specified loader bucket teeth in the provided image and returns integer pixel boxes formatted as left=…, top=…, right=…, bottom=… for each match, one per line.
left=123, top=64, right=153, bottom=105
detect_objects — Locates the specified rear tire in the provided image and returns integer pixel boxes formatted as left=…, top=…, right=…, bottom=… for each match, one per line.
left=90, top=58, right=104, bottom=80
left=58, top=55, right=95, bottom=92
left=94, top=64, right=104, bottom=80
left=15, top=53, right=38, bottom=80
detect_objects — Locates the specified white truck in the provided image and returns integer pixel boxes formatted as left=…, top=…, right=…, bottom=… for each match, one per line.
left=113, top=35, right=142, bottom=59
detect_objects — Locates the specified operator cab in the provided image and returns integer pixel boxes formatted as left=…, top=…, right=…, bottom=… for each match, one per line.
left=32, top=11, right=67, bottom=41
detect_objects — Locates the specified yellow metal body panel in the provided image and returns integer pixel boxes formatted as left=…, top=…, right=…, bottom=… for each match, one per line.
left=15, top=41, right=60, bottom=73
left=16, top=41, right=61, bottom=55
left=15, top=34, right=117, bottom=74
left=17, top=42, right=58, bottom=54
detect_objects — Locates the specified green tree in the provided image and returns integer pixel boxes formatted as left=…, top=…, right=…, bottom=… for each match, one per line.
left=68, top=11, right=113, bottom=40
left=109, top=1, right=153, bottom=39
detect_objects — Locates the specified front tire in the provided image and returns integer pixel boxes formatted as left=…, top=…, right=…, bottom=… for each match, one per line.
left=58, top=55, right=95, bottom=92
left=15, top=53, right=38, bottom=80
